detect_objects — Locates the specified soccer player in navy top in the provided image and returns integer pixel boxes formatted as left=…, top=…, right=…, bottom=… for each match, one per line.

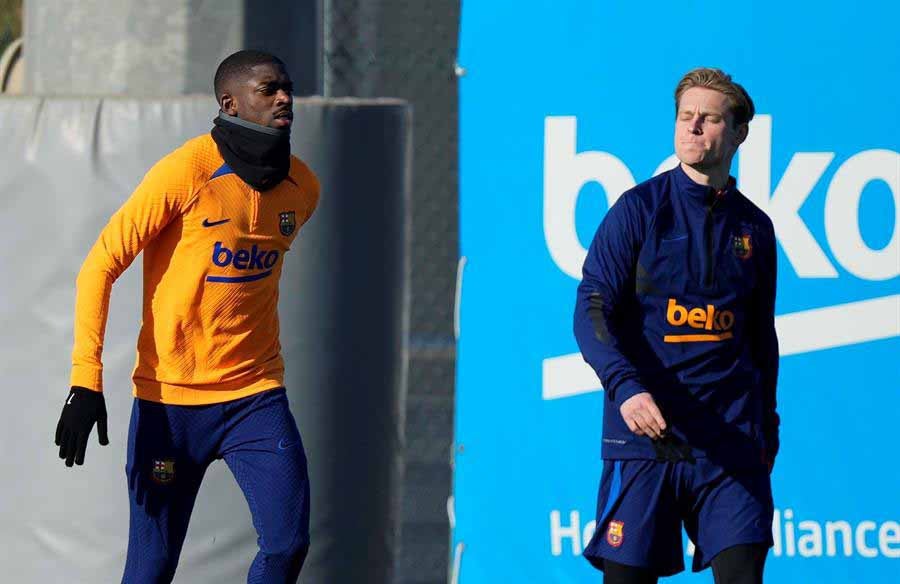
left=574, top=68, right=780, bottom=584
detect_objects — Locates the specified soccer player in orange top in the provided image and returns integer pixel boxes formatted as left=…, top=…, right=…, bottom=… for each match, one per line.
left=54, top=50, right=320, bottom=583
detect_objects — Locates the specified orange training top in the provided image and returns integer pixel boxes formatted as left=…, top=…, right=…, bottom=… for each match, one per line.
left=70, top=133, right=320, bottom=404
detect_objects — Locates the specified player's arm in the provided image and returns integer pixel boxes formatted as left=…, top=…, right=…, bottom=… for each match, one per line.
left=293, top=159, right=321, bottom=226
left=56, top=153, right=198, bottom=467
left=69, top=157, right=196, bottom=390
left=573, top=193, right=666, bottom=439
left=751, top=218, right=780, bottom=471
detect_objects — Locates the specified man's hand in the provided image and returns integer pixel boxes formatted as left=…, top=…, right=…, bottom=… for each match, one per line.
left=619, top=392, right=667, bottom=439
left=55, top=386, right=109, bottom=467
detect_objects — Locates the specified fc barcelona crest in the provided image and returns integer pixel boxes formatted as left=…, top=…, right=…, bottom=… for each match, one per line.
left=151, top=459, right=176, bottom=484
left=733, top=229, right=753, bottom=260
left=606, top=520, right=625, bottom=548
left=279, top=211, right=297, bottom=236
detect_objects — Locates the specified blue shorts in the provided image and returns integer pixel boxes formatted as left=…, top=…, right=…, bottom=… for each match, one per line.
left=583, top=458, right=773, bottom=576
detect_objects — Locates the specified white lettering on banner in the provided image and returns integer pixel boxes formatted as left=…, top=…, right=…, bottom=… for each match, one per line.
left=583, top=519, right=597, bottom=550
left=770, top=509, right=900, bottom=559
left=738, top=116, right=838, bottom=277
left=543, top=115, right=899, bottom=280
left=880, top=522, right=900, bottom=558
left=543, top=116, right=635, bottom=279
left=549, top=510, right=590, bottom=555
left=784, top=508, right=797, bottom=556
left=550, top=509, right=900, bottom=559
left=857, top=521, right=878, bottom=558
left=824, top=149, right=900, bottom=281
left=542, top=352, right=603, bottom=399
left=798, top=520, right=823, bottom=557
left=543, top=295, right=900, bottom=400
left=653, top=154, right=680, bottom=178
left=825, top=521, right=854, bottom=557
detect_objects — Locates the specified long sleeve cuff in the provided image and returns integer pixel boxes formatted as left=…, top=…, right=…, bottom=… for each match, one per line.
left=70, top=364, right=103, bottom=392
left=610, top=377, right=647, bottom=409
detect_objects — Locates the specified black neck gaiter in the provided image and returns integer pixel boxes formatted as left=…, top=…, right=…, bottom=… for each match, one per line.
left=210, top=111, right=291, bottom=191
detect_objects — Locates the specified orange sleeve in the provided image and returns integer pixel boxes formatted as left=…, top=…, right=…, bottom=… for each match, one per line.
left=70, top=149, right=201, bottom=391
left=292, top=157, right=321, bottom=226
left=303, top=171, right=320, bottom=225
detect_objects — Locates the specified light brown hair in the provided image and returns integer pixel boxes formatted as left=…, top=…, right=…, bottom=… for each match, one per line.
left=674, top=68, right=755, bottom=127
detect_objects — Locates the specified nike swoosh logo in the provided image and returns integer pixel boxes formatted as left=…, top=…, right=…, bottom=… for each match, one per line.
left=202, top=218, right=231, bottom=228
left=278, top=438, right=299, bottom=450
left=661, top=235, right=688, bottom=242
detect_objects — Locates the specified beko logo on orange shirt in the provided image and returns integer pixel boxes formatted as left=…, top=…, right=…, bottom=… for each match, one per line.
left=206, top=242, right=279, bottom=283
left=664, top=298, right=734, bottom=343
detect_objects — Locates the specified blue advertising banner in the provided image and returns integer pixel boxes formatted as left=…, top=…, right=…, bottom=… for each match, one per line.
left=453, top=2, right=899, bottom=583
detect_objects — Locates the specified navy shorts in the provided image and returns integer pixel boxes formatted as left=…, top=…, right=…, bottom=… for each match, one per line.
left=583, top=458, right=773, bottom=576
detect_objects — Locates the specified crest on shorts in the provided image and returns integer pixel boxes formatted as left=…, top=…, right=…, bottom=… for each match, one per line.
left=279, top=211, right=297, bottom=236
left=151, top=459, right=176, bottom=484
left=732, top=229, right=753, bottom=260
left=606, top=520, right=624, bottom=548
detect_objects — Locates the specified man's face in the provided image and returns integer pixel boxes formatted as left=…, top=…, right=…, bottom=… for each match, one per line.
left=221, top=62, right=294, bottom=129
left=674, top=87, right=747, bottom=173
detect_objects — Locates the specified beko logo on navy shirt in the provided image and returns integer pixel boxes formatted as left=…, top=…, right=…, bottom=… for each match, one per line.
left=206, top=241, right=279, bottom=283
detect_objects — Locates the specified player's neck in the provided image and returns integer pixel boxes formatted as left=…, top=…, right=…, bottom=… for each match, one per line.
left=680, top=162, right=730, bottom=191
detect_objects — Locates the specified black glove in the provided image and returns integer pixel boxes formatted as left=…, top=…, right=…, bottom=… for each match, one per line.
left=55, top=386, right=109, bottom=467
left=651, top=433, right=695, bottom=463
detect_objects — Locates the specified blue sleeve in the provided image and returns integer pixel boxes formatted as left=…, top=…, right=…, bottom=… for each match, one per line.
left=752, top=219, right=780, bottom=459
left=573, top=193, right=648, bottom=409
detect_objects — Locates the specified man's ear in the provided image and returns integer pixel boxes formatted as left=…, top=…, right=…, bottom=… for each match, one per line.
left=220, top=93, right=237, bottom=116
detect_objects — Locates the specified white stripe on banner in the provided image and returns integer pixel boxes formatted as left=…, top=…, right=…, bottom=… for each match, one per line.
left=542, top=352, right=604, bottom=400
left=542, top=294, right=900, bottom=400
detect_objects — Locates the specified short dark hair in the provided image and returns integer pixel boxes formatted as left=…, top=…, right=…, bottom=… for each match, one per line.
left=213, top=50, right=285, bottom=104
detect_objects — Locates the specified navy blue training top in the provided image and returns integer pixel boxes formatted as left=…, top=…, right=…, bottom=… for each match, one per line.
left=574, top=164, right=780, bottom=468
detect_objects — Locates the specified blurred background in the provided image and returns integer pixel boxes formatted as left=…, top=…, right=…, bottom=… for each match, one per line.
left=1, top=1, right=898, bottom=584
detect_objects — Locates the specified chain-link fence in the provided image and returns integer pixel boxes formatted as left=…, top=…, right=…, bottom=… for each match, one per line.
left=324, top=2, right=460, bottom=583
